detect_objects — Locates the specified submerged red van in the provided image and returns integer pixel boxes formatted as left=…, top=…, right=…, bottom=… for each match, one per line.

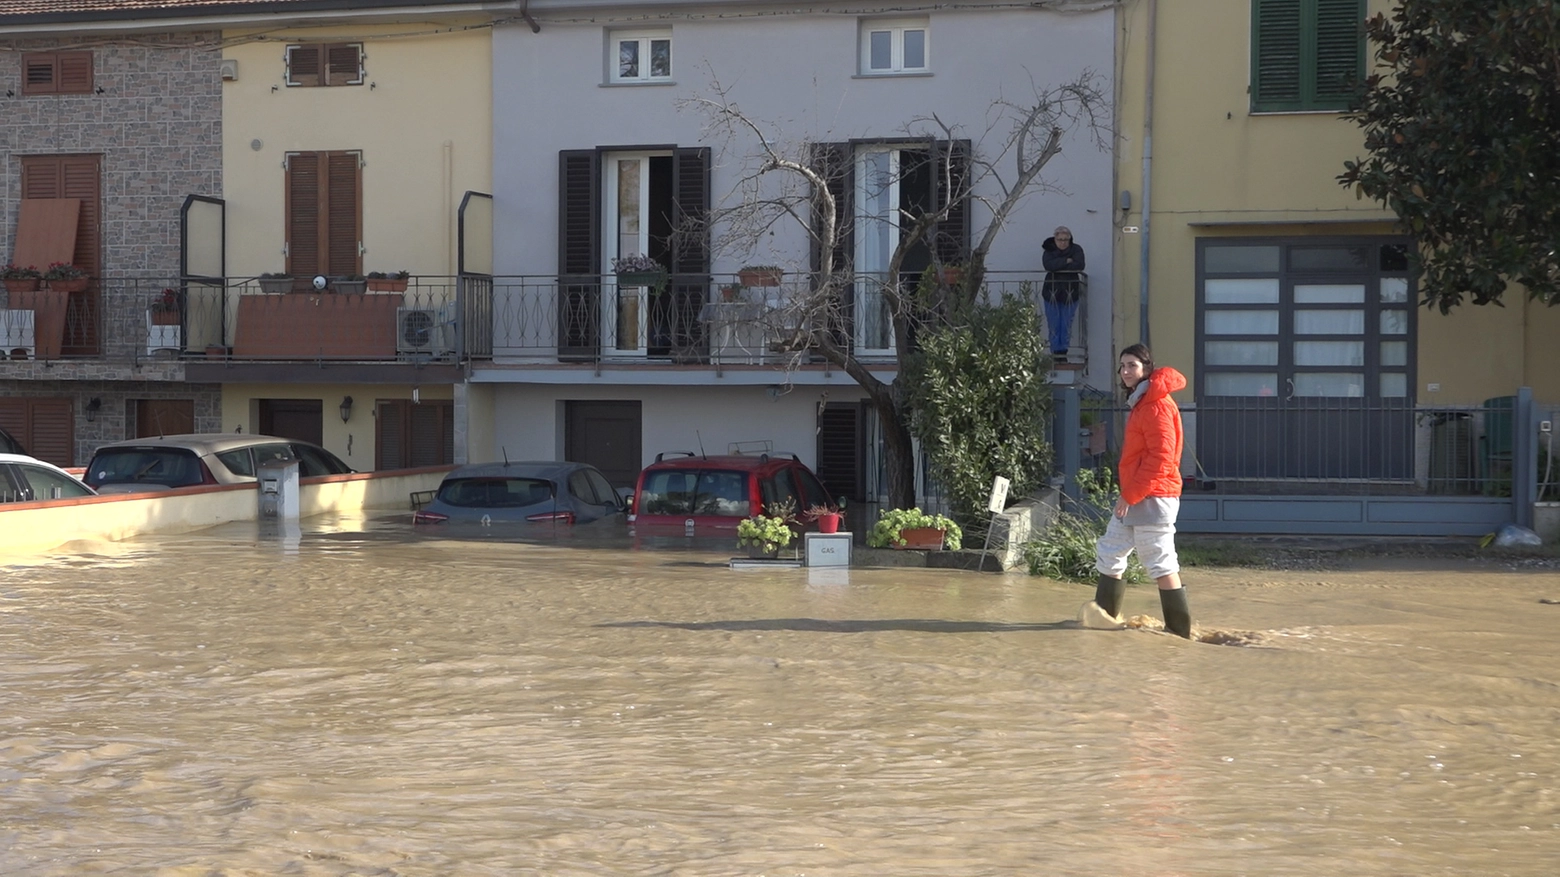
left=629, top=451, right=833, bottom=532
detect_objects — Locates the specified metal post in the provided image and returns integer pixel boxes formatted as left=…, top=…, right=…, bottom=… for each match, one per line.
left=1515, top=387, right=1536, bottom=529
left=1060, top=386, right=1081, bottom=503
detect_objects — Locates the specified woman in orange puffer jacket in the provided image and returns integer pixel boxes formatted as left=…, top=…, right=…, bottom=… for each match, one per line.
left=1081, top=343, right=1192, bottom=638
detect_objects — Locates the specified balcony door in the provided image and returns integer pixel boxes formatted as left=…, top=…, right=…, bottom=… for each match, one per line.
left=602, top=153, right=670, bottom=357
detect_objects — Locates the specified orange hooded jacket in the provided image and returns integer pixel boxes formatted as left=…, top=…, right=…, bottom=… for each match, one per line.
left=1118, top=366, right=1186, bottom=506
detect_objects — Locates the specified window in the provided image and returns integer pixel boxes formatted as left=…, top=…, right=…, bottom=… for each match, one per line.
left=21, top=51, right=93, bottom=95
left=1251, top=0, right=1363, bottom=112
left=286, top=43, right=364, bottom=87
left=610, top=29, right=672, bottom=83
left=859, top=18, right=928, bottom=75
left=285, top=151, right=362, bottom=277
left=375, top=399, right=454, bottom=469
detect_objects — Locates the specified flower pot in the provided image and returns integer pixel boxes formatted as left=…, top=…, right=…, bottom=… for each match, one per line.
left=3, top=278, right=40, bottom=294
left=739, top=268, right=783, bottom=287
left=816, top=512, right=841, bottom=534
left=617, top=270, right=667, bottom=288
left=333, top=280, right=367, bottom=295
left=745, top=543, right=782, bottom=559
left=895, top=527, right=946, bottom=550
left=940, top=267, right=962, bottom=285
left=45, top=277, right=88, bottom=293
left=367, top=278, right=409, bottom=292
left=258, top=277, right=292, bottom=295
left=149, top=309, right=180, bottom=326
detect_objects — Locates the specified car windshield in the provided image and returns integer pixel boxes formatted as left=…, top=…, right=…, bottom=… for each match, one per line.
left=639, top=469, right=749, bottom=517
left=86, top=449, right=203, bottom=488
left=437, top=477, right=553, bottom=508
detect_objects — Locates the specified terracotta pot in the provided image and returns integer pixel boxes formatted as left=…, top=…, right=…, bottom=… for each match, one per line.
left=3, top=278, right=40, bottom=293
left=366, top=278, right=409, bottom=292
left=940, top=267, right=962, bottom=284
left=738, top=268, right=783, bottom=287
left=816, top=512, right=841, bottom=534
left=45, top=277, right=89, bottom=293
left=894, top=527, right=946, bottom=550
left=150, top=309, right=181, bottom=325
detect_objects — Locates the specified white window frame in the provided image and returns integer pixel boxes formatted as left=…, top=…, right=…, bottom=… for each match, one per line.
left=609, top=28, right=673, bottom=84
left=859, top=18, right=929, bottom=75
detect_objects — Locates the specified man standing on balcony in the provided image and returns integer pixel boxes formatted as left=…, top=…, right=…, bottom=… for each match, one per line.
left=1041, top=226, right=1085, bottom=359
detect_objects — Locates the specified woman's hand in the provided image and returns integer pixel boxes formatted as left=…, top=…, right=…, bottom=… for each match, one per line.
left=1114, top=497, right=1130, bottom=519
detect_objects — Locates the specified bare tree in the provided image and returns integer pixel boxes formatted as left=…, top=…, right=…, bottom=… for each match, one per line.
left=680, top=72, right=1107, bottom=510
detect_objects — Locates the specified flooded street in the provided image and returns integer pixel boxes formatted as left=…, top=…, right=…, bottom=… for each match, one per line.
left=3, top=514, right=1559, bottom=875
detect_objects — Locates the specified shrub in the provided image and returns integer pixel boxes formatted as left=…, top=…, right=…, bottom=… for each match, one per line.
left=1023, top=467, right=1146, bottom=583
left=867, top=507, right=964, bottom=550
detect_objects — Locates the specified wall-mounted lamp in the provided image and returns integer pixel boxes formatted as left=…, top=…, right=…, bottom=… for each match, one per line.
left=339, top=395, right=353, bottom=423
left=85, top=397, right=102, bottom=422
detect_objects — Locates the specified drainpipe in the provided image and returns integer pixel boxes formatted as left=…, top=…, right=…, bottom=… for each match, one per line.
left=1137, top=0, right=1157, bottom=347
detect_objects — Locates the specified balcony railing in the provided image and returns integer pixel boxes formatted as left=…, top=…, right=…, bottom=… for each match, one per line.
left=0, top=272, right=1085, bottom=366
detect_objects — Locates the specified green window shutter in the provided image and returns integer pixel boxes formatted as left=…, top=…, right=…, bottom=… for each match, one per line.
left=1312, top=0, right=1363, bottom=107
left=1253, top=0, right=1361, bottom=112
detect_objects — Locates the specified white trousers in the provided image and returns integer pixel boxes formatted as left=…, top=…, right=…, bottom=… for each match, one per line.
left=1095, top=514, right=1180, bottom=580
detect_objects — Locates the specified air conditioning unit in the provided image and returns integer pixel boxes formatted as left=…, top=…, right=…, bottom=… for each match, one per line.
left=396, top=305, right=456, bottom=359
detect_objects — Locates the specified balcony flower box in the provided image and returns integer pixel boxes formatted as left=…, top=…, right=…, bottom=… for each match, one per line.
left=367, top=271, right=409, bottom=292
left=258, top=274, right=292, bottom=295
left=3, top=262, right=42, bottom=293
left=738, top=266, right=783, bottom=287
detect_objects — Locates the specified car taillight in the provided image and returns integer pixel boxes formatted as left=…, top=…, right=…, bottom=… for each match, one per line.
left=413, top=510, right=448, bottom=524
left=525, top=511, right=576, bottom=524
left=198, top=460, right=219, bottom=485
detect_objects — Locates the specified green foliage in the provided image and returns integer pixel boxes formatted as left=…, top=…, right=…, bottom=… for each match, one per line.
left=866, top=507, right=964, bottom=550
left=736, top=512, right=795, bottom=552
left=1340, top=2, right=1560, bottom=311
left=903, top=289, right=1054, bottom=529
left=1023, top=467, right=1145, bottom=583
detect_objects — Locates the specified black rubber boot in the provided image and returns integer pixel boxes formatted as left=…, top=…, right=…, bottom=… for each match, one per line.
left=1093, top=573, right=1126, bottom=619
left=1159, top=587, right=1192, bottom=639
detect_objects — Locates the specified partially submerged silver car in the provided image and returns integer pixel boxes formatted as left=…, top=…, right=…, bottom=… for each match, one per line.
left=413, top=461, right=625, bottom=525
left=83, top=433, right=353, bottom=494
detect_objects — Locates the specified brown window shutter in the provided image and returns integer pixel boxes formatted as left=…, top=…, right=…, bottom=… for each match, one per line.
left=286, top=45, right=322, bottom=87
left=57, top=52, right=94, bottom=94
left=22, top=54, right=57, bottom=94
left=0, top=398, right=74, bottom=466
left=326, top=44, right=363, bottom=86
left=324, top=152, right=362, bottom=275
left=408, top=404, right=443, bottom=467
left=376, top=400, right=406, bottom=469
left=61, top=155, right=101, bottom=279
left=286, top=152, right=322, bottom=276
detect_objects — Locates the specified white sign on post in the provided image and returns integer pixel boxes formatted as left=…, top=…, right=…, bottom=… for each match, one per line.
left=987, top=475, right=1011, bottom=514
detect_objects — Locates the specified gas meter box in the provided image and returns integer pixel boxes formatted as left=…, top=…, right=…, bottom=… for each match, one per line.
left=257, top=458, right=300, bottom=520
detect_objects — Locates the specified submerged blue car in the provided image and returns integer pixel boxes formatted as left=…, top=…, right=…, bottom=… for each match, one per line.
left=412, top=461, right=626, bottom=526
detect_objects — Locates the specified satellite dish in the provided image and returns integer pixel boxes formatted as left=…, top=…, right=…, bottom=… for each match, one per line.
left=312, top=275, right=328, bottom=290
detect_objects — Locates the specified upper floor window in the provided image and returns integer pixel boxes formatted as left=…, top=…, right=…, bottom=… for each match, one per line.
left=859, top=18, right=928, bottom=75
left=1251, top=0, right=1363, bottom=112
left=22, top=51, right=93, bottom=95
left=286, top=43, right=364, bottom=87
left=610, top=29, right=672, bottom=83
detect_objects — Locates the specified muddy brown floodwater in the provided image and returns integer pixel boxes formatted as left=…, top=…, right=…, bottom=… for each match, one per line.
left=2, top=512, right=1558, bottom=875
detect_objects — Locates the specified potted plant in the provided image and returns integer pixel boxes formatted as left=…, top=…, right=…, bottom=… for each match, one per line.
left=258, top=273, right=292, bottom=295
left=3, top=262, right=43, bottom=293
left=367, top=270, right=410, bottom=292
left=42, top=262, right=88, bottom=293
left=148, top=288, right=182, bottom=325
left=805, top=503, right=842, bottom=534
left=736, top=501, right=797, bottom=558
left=334, top=274, right=368, bottom=294
left=867, top=507, right=963, bottom=550
left=612, top=254, right=667, bottom=288
left=939, top=263, right=963, bottom=285
left=738, top=265, right=784, bottom=287
left=719, top=282, right=743, bottom=303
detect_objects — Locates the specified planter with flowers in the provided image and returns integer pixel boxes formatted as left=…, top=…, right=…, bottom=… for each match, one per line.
left=43, top=262, right=88, bottom=293
left=148, top=288, right=182, bottom=325
left=736, top=502, right=798, bottom=558
left=612, top=254, right=667, bottom=289
left=367, top=270, right=410, bottom=292
left=2, top=262, right=42, bottom=293
left=867, top=507, right=963, bottom=551
left=805, top=503, right=842, bottom=534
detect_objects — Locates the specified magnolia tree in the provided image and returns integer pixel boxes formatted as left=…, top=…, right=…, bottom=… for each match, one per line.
left=679, top=72, right=1107, bottom=509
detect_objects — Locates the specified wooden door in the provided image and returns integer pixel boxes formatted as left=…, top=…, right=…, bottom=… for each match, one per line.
left=258, top=399, right=323, bottom=445
left=134, top=399, right=194, bottom=438
left=21, top=154, right=101, bottom=355
left=565, top=400, right=642, bottom=490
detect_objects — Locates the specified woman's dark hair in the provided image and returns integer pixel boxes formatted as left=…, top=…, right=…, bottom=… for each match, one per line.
left=1118, top=343, right=1154, bottom=392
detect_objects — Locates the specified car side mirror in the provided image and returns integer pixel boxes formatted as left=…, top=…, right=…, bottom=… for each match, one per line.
left=616, top=486, right=634, bottom=510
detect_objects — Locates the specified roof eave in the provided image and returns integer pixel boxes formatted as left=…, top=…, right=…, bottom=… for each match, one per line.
left=0, top=1, right=517, bottom=37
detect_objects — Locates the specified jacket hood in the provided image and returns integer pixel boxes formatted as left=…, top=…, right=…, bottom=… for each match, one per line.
left=1042, top=236, right=1059, bottom=251
left=1136, top=366, right=1187, bottom=405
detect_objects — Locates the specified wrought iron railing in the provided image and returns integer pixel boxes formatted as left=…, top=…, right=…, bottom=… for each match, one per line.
left=0, top=271, right=1085, bottom=366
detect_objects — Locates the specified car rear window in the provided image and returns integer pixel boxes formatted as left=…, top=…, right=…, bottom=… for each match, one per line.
left=86, top=449, right=204, bottom=488
left=639, top=469, right=750, bottom=517
left=437, top=477, right=553, bottom=508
